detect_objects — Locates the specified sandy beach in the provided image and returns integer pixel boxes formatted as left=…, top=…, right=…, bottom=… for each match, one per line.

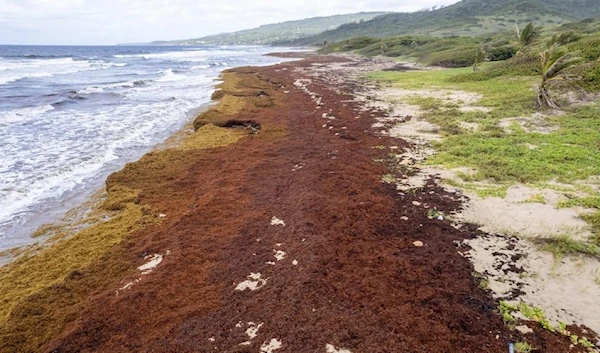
left=0, top=53, right=597, bottom=353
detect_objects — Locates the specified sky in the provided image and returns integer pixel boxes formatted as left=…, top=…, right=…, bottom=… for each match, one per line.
left=0, top=0, right=461, bottom=45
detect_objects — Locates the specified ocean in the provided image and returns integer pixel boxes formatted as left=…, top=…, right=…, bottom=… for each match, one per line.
left=0, top=45, right=291, bottom=251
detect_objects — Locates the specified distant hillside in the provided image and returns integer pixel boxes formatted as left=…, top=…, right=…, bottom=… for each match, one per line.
left=155, top=13, right=387, bottom=46
left=284, top=0, right=600, bottom=45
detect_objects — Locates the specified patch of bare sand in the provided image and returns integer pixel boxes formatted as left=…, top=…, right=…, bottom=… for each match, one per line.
left=377, top=87, right=491, bottom=113
left=463, top=234, right=600, bottom=337
left=499, top=112, right=562, bottom=134
left=456, top=184, right=592, bottom=240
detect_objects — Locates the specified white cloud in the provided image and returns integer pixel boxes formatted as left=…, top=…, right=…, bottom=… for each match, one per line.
left=0, top=0, right=460, bottom=45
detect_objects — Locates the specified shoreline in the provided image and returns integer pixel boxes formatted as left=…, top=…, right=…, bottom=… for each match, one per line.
left=0, top=103, right=214, bottom=255
left=0, top=46, right=296, bottom=254
left=0, top=53, right=597, bottom=353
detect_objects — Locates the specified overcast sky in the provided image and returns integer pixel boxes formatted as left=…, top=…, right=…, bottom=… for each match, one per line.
left=0, top=0, right=461, bottom=45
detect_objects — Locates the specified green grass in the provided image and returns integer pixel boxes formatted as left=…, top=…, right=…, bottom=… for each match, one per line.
left=538, top=235, right=600, bottom=259
left=515, top=342, right=535, bottom=353
left=501, top=301, right=555, bottom=331
left=522, top=194, right=546, bottom=204
left=369, top=65, right=537, bottom=118
left=501, top=301, right=599, bottom=350
left=558, top=195, right=600, bottom=209
left=369, top=68, right=600, bottom=185
left=443, top=179, right=509, bottom=198
left=369, top=65, right=600, bottom=240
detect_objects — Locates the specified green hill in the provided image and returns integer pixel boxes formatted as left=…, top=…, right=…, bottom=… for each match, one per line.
left=155, top=12, right=387, bottom=46
left=283, top=0, right=600, bottom=45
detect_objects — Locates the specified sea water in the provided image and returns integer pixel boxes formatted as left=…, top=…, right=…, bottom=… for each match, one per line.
left=0, top=45, right=291, bottom=250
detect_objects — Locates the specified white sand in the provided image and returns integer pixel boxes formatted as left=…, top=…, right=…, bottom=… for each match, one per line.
left=260, top=338, right=283, bottom=353
left=239, top=322, right=263, bottom=346
left=326, top=344, right=352, bottom=353
left=271, top=216, right=286, bottom=227
left=137, top=254, right=163, bottom=275
left=464, top=234, right=600, bottom=334
left=235, top=273, right=267, bottom=291
left=274, top=250, right=286, bottom=261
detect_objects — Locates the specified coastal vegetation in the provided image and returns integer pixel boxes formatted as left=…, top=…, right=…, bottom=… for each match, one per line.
left=337, top=17, right=600, bottom=257
left=285, top=0, right=600, bottom=46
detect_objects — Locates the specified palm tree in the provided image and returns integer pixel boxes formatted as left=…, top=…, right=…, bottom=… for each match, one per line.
left=537, top=45, right=581, bottom=109
left=473, top=46, right=487, bottom=72
left=546, top=31, right=580, bottom=47
left=515, top=23, right=539, bottom=53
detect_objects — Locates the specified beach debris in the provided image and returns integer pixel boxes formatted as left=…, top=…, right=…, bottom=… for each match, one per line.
left=413, top=241, right=424, bottom=247
left=292, top=259, right=299, bottom=266
left=235, top=273, right=267, bottom=291
left=401, top=216, right=409, bottom=221
left=271, top=216, right=286, bottom=226
left=208, top=337, right=215, bottom=342
left=158, top=213, right=167, bottom=218
left=260, top=339, right=283, bottom=353
left=326, top=344, right=352, bottom=353
left=138, top=254, right=163, bottom=275
left=412, top=201, right=422, bottom=206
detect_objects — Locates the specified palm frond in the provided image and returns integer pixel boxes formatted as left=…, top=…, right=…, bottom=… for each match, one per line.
left=520, top=23, right=539, bottom=47
left=541, top=47, right=582, bottom=81
left=546, top=56, right=582, bottom=80
left=546, top=32, right=580, bottom=48
left=537, top=46, right=582, bottom=109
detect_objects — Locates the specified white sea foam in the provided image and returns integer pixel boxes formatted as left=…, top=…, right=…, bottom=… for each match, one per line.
left=0, top=58, right=112, bottom=86
left=0, top=104, right=55, bottom=125
left=76, top=86, right=105, bottom=95
left=156, top=68, right=186, bottom=82
left=191, top=64, right=211, bottom=70
left=114, top=49, right=247, bottom=63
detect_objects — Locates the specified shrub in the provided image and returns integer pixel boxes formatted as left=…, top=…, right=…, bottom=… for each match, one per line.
left=449, top=52, right=541, bottom=83
left=488, top=46, right=517, bottom=61
left=568, top=35, right=600, bottom=61
left=424, top=46, right=478, bottom=68
left=568, top=61, right=600, bottom=92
